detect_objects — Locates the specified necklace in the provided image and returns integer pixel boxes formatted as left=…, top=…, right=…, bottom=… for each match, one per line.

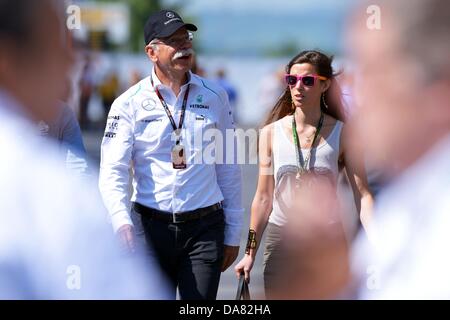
left=304, top=131, right=316, bottom=143
left=292, top=113, right=324, bottom=179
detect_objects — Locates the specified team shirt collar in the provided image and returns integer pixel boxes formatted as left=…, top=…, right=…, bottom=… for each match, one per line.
left=150, top=67, right=202, bottom=91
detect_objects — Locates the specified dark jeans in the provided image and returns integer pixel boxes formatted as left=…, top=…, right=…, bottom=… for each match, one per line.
left=140, top=208, right=225, bottom=300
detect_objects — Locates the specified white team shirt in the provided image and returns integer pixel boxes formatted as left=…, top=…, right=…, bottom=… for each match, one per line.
left=99, top=69, right=243, bottom=246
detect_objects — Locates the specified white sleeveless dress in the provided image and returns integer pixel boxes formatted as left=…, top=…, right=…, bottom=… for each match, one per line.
left=269, top=115, right=343, bottom=226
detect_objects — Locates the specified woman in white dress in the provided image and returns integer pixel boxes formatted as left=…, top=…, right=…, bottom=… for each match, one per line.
left=235, top=50, right=374, bottom=299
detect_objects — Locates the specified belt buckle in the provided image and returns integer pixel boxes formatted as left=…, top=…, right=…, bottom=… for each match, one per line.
left=172, top=212, right=183, bottom=223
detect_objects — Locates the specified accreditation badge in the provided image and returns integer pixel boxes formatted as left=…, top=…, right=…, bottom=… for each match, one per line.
left=171, top=143, right=187, bottom=169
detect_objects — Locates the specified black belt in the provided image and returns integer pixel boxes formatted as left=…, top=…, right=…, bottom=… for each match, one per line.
left=133, top=202, right=223, bottom=223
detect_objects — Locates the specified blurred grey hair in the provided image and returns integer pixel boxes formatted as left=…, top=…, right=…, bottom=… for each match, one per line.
left=0, top=0, right=66, bottom=48
left=148, top=39, right=160, bottom=51
left=0, top=0, right=40, bottom=44
left=384, top=0, right=450, bottom=80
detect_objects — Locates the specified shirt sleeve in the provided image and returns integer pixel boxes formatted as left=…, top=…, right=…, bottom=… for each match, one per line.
left=215, top=90, right=244, bottom=246
left=98, top=96, right=135, bottom=233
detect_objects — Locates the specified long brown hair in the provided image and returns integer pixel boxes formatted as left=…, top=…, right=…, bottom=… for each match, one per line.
left=263, top=50, right=346, bottom=126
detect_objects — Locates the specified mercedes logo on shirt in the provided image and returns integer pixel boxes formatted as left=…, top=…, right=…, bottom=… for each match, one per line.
left=141, top=98, right=157, bottom=111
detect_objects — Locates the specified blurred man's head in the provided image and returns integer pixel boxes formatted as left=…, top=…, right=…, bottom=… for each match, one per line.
left=216, top=69, right=226, bottom=79
left=0, top=0, right=73, bottom=121
left=348, top=0, right=450, bottom=176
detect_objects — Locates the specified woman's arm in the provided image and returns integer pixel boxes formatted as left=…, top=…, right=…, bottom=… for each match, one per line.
left=340, top=124, right=375, bottom=238
left=235, top=124, right=274, bottom=282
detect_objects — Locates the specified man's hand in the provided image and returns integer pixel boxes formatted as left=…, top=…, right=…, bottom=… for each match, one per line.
left=116, top=224, right=135, bottom=253
left=221, top=245, right=239, bottom=272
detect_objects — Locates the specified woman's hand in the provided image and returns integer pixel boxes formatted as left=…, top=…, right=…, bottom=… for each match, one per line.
left=234, top=254, right=255, bottom=283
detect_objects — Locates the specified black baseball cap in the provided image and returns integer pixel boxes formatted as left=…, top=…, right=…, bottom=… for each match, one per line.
left=144, top=10, right=197, bottom=45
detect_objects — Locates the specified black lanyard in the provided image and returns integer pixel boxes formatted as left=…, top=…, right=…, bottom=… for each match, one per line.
left=150, top=75, right=190, bottom=136
left=292, top=113, right=324, bottom=174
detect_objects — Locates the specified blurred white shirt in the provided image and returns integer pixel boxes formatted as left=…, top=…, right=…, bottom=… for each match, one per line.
left=352, top=134, right=450, bottom=299
left=0, top=90, right=169, bottom=299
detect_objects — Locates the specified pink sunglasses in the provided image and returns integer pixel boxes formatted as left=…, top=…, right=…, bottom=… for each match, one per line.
left=284, top=74, right=328, bottom=87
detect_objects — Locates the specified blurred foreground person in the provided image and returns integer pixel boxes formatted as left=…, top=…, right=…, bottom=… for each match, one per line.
left=0, top=0, right=167, bottom=299
left=348, top=0, right=450, bottom=299
left=235, top=50, right=373, bottom=299
left=269, top=171, right=350, bottom=299
left=37, top=78, right=90, bottom=176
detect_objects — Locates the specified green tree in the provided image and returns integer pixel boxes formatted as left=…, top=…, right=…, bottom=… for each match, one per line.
left=97, top=0, right=162, bottom=51
left=263, top=41, right=299, bottom=57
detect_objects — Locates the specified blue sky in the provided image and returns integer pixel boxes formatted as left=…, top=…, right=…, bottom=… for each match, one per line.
left=164, top=0, right=357, bottom=14
left=162, top=0, right=359, bottom=56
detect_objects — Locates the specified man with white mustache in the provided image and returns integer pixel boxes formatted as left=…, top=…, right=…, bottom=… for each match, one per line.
left=99, top=10, right=243, bottom=300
